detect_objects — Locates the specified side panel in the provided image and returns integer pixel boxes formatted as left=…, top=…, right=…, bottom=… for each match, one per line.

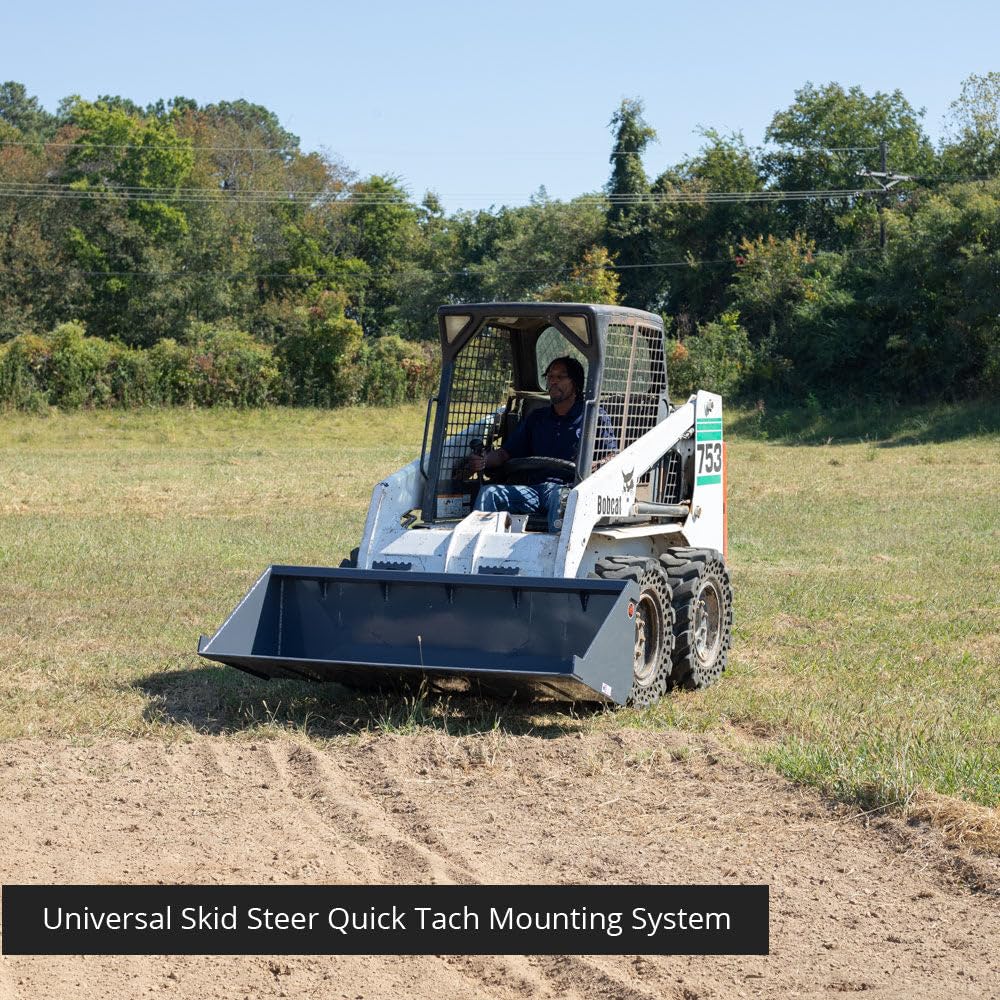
left=555, top=401, right=696, bottom=578
left=682, top=391, right=725, bottom=553
left=356, top=459, right=423, bottom=569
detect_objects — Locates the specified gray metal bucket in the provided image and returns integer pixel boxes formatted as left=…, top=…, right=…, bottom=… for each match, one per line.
left=198, top=566, right=638, bottom=704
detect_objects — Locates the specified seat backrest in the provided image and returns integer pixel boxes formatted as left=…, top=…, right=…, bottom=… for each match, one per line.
left=499, top=394, right=549, bottom=449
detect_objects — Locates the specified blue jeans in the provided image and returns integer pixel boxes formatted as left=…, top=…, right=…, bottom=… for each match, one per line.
left=474, top=481, right=565, bottom=532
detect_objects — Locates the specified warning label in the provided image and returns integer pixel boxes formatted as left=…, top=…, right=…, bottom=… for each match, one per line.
left=436, top=494, right=471, bottom=518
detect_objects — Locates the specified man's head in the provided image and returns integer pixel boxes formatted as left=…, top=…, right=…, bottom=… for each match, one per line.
left=543, top=356, right=584, bottom=408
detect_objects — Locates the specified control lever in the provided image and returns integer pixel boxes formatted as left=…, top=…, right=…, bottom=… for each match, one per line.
left=469, top=438, right=486, bottom=483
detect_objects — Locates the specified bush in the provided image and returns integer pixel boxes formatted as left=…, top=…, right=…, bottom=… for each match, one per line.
left=106, top=346, right=159, bottom=407
left=668, top=310, right=753, bottom=400
left=1, top=322, right=123, bottom=409
left=0, top=332, right=51, bottom=409
left=47, top=321, right=115, bottom=407
left=148, top=338, right=198, bottom=405
left=276, top=292, right=365, bottom=406
left=0, top=307, right=436, bottom=412
left=185, top=323, right=282, bottom=407
left=145, top=326, right=281, bottom=407
left=357, top=336, right=439, bottom=405
left=0, top=320, right=282, bottom=410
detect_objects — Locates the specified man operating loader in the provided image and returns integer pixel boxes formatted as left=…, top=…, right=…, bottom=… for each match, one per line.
left=466, top=356, right=617, bottom=532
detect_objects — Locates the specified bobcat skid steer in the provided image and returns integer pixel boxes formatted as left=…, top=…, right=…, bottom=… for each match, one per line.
left=198, top=303, right=733, bottom=707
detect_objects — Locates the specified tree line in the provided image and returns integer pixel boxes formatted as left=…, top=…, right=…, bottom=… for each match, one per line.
left=1, top=75, right=998, bottom=409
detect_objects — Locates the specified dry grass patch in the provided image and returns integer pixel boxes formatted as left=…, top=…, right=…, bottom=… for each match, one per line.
left=908, top=791, right=1000, bottom=855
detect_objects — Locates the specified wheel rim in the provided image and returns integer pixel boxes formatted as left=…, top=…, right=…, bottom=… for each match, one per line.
left=633, top=592, right=663, bottom=686
left=693, top=578, right=723, bottom=667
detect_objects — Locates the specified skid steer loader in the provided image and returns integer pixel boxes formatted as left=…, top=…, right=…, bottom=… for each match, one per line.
left=198, top=303, right=733, bottom=706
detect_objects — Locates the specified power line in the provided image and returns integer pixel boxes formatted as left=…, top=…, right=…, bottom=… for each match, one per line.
left=0, top=182, right=885, bottom=206
left=0, top=245, right=882, bottom=283
left=0, top=140, right=296, bottom=154
left=0, top=138, right=891, bottom=157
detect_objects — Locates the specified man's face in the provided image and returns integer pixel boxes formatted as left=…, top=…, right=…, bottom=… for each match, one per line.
left=545, top=364, right=575, bottom=405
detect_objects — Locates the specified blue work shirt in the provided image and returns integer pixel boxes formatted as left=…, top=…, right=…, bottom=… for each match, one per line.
left=504, top=399, right=618, bottom=484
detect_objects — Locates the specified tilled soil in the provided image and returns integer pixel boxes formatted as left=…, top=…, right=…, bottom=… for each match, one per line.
left=1, top=730, right=997, bottom=999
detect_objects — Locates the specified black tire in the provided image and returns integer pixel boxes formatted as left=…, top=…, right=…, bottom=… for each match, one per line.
left=339, top=547, right=359, bottom=568
left=592, top=556, right=675, bottom=707
left=659, top=548, right=733, bottom=689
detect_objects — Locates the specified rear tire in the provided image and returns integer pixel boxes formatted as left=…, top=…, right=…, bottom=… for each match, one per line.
left=592, top=556, right=674, bottom=707
left=659, top=548, right=733, bottom=689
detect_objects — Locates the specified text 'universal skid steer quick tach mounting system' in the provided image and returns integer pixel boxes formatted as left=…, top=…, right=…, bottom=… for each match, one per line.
left=199, top=303, right=733, bottom=706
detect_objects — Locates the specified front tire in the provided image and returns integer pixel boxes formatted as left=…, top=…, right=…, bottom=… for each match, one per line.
left=592, top=556, right=675, bottom=707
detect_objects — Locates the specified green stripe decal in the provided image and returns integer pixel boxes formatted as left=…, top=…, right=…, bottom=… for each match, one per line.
left=698, top=431, right=723, bottom=441
left=697, top=419, right=723, bottom=428
left=696, top=474, right=722, bottom=486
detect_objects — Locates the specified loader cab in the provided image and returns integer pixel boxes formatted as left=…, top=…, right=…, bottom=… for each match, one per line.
left=420, top=303, right=672, bottom=525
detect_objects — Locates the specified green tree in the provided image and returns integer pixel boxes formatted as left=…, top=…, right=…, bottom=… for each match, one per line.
left=669, top=310, right=753, bottom=399
left=728, top=233, right=855, bottom=393
left=56, top=99, right=196, bottom=343
left=200, top=99, right=300, bottom=159
left=605, top=98, right=660, bottom=308
left=539, top=245, right=619, bottom=303
left=0, top=81, right=55, bottom=139
left=651, top=129, right=769, bottom=327
left=334, top=175, right=427, bottom=336
left=0, top=115, right=77, bottom=336
left=379, top=191, right=465, bottom=340
left=275, top=289, right=365, bottom=405
left=764, top=82, right=934, bottom=248
left=940, top=72, right=1000, bottom=179
left=869, top=179, right=1000, bottom=396
left=460, top=193, right=607, bottom=305
left=172, top=101, right=340, bottom=330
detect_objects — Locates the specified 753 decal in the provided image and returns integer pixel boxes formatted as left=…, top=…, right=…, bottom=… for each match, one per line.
left=696, top=441, right=723, bottom=474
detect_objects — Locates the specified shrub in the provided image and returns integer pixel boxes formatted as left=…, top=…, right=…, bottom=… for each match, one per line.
left=47, top=321, right=116, bottom=407
left=276, top=292, right=364, bottom=406
left=0, top=309, right=434, bottom=411
left=148, top=338, right=198, bottom=405
left=1, top=322, right=123, bottom=409
left=357, top=336, right=440, bottom=405
left=0, top=332, right=51, bottom=409
left=106, top=346, right=160, bottom=407
left=147, top=326, right=281, bottom=407
left=185, top=323, right=282, bottom=407
left=668, top=310, right=753, bottom=399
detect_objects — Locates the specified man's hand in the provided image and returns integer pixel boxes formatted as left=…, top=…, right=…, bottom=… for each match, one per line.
left=466, top=447, right=509, bottom=477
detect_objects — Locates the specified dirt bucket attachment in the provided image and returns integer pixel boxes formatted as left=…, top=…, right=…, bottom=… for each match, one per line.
left=198, top=566, right=639, bottom=704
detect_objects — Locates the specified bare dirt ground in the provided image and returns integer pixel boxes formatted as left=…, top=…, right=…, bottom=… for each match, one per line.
left=1, top=730, right=997, bottom=1000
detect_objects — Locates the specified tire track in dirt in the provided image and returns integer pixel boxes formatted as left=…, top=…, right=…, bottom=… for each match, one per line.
left=251, top=740, right=389, bottom=882
left=345, top=738, right=503, bottom=884
left=529, top=955, right=666, bottom=1000
left=277, top=740, right=475, bottom=885
left=437, top=954, right=559, bottom=999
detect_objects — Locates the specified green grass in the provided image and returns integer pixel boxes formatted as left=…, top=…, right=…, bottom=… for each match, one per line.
left=1, top=403, right=997, bottom=830
left=645, top=409, right=1000, bottom=818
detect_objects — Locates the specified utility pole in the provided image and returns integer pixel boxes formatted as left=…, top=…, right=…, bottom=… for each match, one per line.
left=858, top=142, right=914, bottom=251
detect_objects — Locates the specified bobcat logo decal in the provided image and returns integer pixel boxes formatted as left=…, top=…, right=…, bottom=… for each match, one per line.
left=622, top=468, right=635, bottom=492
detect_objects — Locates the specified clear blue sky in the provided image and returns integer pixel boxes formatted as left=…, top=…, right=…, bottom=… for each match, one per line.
left=6, top=0, right=998, bottom=211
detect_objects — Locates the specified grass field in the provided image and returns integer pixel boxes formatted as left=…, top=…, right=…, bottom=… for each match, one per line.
left=1, top=403, right=997, bottom=845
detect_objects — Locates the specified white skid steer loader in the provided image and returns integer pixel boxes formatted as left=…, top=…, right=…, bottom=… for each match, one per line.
left=199, top=303, right=733, bottom=707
